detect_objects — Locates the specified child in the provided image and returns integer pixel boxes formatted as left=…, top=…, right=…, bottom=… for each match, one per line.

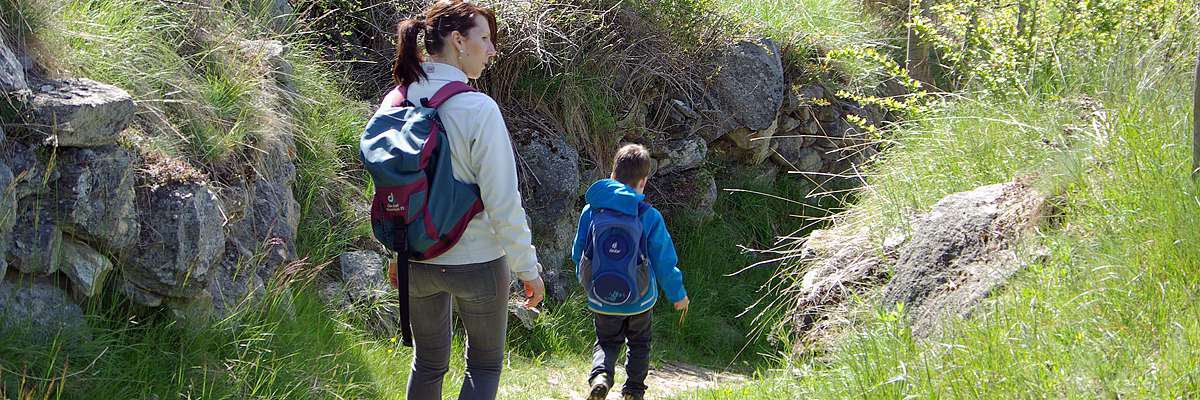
left=572, top=144, right=690, bottom=400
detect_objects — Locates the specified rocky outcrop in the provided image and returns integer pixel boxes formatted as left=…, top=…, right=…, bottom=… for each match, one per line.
left=789, top=179, right=1049, bottom=351
left=881, top=180, right=1048, bottom=338
left=0, top=33, right=305, bottom=329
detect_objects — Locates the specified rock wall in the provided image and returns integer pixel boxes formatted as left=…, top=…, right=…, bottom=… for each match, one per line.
left=1, top=11, right=888, bottom=338
left=0, top=34, right=300, bottom=337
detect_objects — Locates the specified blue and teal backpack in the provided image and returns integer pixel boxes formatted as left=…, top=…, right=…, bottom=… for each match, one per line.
left=359, top=81, right=484, bottom=346
left=579, top=202, right=652, bottom=307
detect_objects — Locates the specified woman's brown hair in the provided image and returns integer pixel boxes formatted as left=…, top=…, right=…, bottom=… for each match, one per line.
left=393, top=0, right=498, bottom=87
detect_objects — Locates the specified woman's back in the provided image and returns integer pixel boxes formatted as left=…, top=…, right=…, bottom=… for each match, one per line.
left=382, top=62, right=539, bottom=278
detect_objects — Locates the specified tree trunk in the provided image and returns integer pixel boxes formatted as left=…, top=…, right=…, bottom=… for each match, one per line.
left=1193, top=47, right=1199, bottom=178
left=905, top=0, right=936, bottom=89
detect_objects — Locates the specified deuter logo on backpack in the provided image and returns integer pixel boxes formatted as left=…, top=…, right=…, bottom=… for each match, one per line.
left=579, top=205, right=651, bottom=307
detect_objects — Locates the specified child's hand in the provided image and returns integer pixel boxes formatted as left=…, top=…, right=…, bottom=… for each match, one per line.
left=673, top=296, right=689, bottom=311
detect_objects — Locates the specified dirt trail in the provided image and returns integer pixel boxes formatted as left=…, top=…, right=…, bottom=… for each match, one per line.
left=547, top=362, right=748, bottom=400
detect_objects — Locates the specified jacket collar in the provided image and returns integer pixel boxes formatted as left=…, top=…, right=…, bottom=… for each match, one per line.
left=421, top=62, right=468, bottom=84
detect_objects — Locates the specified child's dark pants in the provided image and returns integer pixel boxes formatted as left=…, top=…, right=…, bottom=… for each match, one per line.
left=589, top=309, right=652, bottom=396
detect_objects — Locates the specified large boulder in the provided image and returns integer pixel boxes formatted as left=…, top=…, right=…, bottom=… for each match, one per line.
left=21, top=78, right=135, bottom=147
left=698, top=38, right=785, bottom=143
left=511, top=113, right=581, bottom=300
left=0, top=278, right=88, bottom=342
left=59, top=238, right=113, bottom=298
left=881, top=180, right=1048, bottom=338
left=55, top=146, right=140, bottom=250
left=121, top=181, right=225, bottom=305
left=1, top=33, right=27, bottom=92
left=320, top=251, right=399, bottom=337
left=7, top=197, right=64, bottom=275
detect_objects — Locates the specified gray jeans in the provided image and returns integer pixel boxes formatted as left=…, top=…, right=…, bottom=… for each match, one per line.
left=406, top=257, right=510, bottom=400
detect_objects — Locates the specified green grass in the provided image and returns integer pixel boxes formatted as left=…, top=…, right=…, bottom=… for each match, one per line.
left=711, top=0, right=885, bottom=52
left=682, top=16, right=1200, bottom=400
left=10, top=0, right=1200, bottom=397
left=0, top=171, right=822, bottom=398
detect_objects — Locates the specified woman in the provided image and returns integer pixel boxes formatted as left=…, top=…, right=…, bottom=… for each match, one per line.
left=385, top=1, right=544, bottom=399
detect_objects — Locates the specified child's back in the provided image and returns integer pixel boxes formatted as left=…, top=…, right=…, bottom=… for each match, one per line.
left=571, top=144, right=689, bottom=400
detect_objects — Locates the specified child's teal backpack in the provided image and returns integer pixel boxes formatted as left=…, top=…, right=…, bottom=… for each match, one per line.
left=359, top=81, right=483, bottom=346
left=579, top=202, right=652, bottom=306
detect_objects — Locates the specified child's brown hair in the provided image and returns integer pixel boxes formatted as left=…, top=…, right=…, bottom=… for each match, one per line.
left=611, top=144, right=652, bottom=186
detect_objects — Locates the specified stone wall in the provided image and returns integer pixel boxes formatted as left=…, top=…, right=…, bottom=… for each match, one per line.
left=0, top=35, right=300, bottom=338
left=1, top=23, right=887, bottom=338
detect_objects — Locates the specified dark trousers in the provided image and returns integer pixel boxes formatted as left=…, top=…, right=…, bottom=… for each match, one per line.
left=590, top=309, right=652, bottom=396
left=406, top=258, right=510, bottom=400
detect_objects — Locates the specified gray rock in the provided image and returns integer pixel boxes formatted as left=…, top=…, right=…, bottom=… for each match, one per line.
left=789, top=225, right=888, bottom=350
left=59, top=238, right=113, bottom=298
left=55, top=146, right=140, bottom=250
left=772, top=145, right=823, bottom=173
left=8, top=197, right=63, bottom=275
left=23, top=78, right=135, bottom=147
left=710, top=38, right=785, bottom=133
left=512, top=116, right=581, bottom=300
left=121, top=181, right=225, bottom=302
left=722, top=115, right=779, bottom=165
left=662, top=98, right=702, bottom=137
left=321, top=251, right=399, bottom=337
left=338, top=251, right=388, bottom=292
left=208, top=232, right=266, bottom=317
left=881, top=181, right=1048, bottom=338
left=119, top=278, right=163, bottom=307
left=0, top=160, right=12, bottom=277
left=778, top=115, right=802, bottom=135
left=1, top=33, right=27, bottom=92
left=0, top=278, right=88, bottom=342
left=653, top=135, right=707, bottom=175
left=2, top=140, right=57, bottom=198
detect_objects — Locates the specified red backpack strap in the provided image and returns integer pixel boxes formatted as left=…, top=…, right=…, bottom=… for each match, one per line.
left=426, top=81, right=477, bottom=108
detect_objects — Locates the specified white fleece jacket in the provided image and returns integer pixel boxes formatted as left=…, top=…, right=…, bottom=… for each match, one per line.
left=394, top=62, right=540, bottom=281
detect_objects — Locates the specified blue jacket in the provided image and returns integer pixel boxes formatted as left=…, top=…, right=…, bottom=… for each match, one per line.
left=572, top=179, right=688, bottom=315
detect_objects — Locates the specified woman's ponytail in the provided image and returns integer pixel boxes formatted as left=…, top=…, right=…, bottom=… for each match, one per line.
left=393, top=17, right=427, bottom=88
left=391, top=1, right=499, bottom=88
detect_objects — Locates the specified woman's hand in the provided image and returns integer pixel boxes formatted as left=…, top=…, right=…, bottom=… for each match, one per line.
left=521, top=276, right=545, bottom=310
left=388, top=258, right=399, bottom=289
